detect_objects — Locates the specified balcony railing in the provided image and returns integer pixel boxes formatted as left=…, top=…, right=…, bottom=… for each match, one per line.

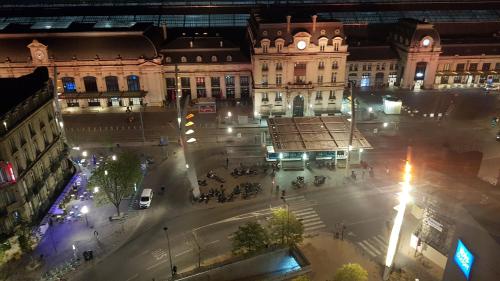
left=58, top=90, right=147, bottom=99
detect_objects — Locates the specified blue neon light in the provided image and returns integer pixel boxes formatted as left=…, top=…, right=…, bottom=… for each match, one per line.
left=454, top=239, right=474, bottom=280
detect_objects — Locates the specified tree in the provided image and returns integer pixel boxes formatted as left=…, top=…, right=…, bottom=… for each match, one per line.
left=333, top=263, right=368, bottom=281
left=231, top=222, right=269, bottom=255
left=268, top=208, right=304, bottom=246
left=89, top=152, right=142, bottom=216
left=292, top=275, right=310, bottom=281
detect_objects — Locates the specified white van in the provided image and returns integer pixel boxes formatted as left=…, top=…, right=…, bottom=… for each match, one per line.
left=139, top=188, right=153, bottom=209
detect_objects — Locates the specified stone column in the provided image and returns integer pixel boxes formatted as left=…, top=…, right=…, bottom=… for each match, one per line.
left=205, top=76, right=212, bottom=97
left=190, top=76, right=197, bottom=99
left=220, top=75, right=226, bottom=99
left=235, top=75, right=241, bottom=99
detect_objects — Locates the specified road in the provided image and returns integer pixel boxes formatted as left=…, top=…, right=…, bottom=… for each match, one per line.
left=61, top=90, right=499, bottom=281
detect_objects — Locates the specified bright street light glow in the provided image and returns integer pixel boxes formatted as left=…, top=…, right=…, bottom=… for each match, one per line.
left=82, top=151, right=88, bottom=157
left=186, top=138, right=196, bottom=143
left=360, top=148, right=364, bottom=153
left=72, top=146, right=80, bottom=150
left=81, top=205, right=89, bottom=214
left=185, top=121, right=194, bottom=127
left=112, top=155, right=117, bottom=161
left=368, top=107, right=373, bottom=113
left=185, top=164, right=190, bottom=169
left=72, top=244, right=76, bottom=250
left=2, top=121, right=7, bottom=129
left=302, top=153, right=308, bottom=160
left=59, top=121, right=64, bottom=128
left=227, top=127, right=233, bottom=133
left=94, top=186, right=99, bottom=193
left=227, top=111, right=232, bottom=117
left=254, top=111, right=259, bottom=117
left=383, top=122, right=388, bottom=128
left=185, top=129, right=194, bottom=135
left=104, top=170, right=108, bottom=176
left=177, top=117, right=181, bottom=126
left=348, top=145, right=353, bottom=151
left=279, top=153, right=284, bottom=160
left=385, top=161, right=412, bottom=270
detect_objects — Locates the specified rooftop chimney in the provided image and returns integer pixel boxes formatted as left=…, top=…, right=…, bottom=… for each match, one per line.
left=161, top=24, right=167, bottom=40
left=286, top=15, right=291, bottom=33
left=312, top=15, right=317, bottom=33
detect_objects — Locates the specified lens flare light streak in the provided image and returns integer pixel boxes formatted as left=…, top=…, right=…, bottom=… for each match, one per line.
left=385, top=161, right=412, bottom=268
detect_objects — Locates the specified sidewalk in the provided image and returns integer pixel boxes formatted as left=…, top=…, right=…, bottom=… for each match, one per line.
left=8, top=160, right=145, bottom=281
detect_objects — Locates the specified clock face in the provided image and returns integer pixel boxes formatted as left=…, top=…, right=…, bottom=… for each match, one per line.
left=297, top=40, right=307, bottom=50
left=34, top=50, right=45, bottom=60
left=422, top=38, right=431, bottom=47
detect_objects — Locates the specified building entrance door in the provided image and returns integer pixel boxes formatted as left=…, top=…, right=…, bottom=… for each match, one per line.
left=292, top=95, right=304, bottom=117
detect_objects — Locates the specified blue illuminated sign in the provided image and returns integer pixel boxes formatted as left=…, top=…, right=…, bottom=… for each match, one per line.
left=454, top=239, right=475, bottom=280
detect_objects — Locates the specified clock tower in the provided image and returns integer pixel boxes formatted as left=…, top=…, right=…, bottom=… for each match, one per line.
left=27, top=39, right=49, bottom=64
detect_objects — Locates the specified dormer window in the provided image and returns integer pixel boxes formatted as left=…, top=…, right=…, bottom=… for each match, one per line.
left=211, top=56, right=218, bottom=62
left=165, top=56, right=172, bottom=63
left=332, top=37, right=342, bottom=52
left=226, top=55, right=232, bottom=62
left=318, top=37, right=328, bottom=52
left=261, top=39, right=270, bottom=54
left=196, top=56, right=202, bottom=62
left=275, top=38, right=285, bottom=53
left=181, top=56, right=187, bottom=63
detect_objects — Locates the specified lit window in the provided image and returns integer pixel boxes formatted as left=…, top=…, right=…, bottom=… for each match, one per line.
left=181, top=56, right=187, bottom=63
left=226, top=55, right=232, bottom=62
left=196, top=56, right=202, bottom=62
left=211, top=56, right=218, bottom=62
left=127, top=75, right=140, bottom=91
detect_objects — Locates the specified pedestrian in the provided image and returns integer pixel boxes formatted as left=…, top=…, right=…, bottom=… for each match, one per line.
left=226, top=157, right=229, bottom=169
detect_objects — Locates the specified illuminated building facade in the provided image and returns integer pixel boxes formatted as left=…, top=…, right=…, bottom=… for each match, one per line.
left=0, top=67, right=72, bottom=235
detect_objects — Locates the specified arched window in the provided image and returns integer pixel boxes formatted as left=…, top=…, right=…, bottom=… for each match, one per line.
left=127, top=75, right=140, bottom=91
left=226, top=55, right=232, bottom=62
left=105, top=76, right=119, bottom=92
left=83, top=76, right=98, bottom=92
left=61, top=77, right=76, bottom=93
left=211, top=56, right=218, bottom=62
left=196, top=56, right=203, bottom=62
left=181, top=56, right=187, bottom=63
left=165, top=56, right=172, bottom=63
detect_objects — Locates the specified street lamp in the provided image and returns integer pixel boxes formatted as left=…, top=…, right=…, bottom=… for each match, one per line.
left=227, top=111, right=232, bottom=118
left=163, top=227, right=174, bottom=277
left=383, top=122, right=388, bottom=128
left=82, top=151, right=88, bottom=157
left=186, top=138, right=196, bottom=143
left=93, top=186, right=99, bottom=193
left=104, top=170, right=108, bottom=176
left=111, top=155, right=117, bottom=161
left=227, top=127, right=233, bottom=133
left=383, top=154, right=413, bottom=280
left=81, top=205, right=89, bottom=227
left=185, top=129, right=194, bottom=135
left=368, top=107, right=373, bottom=113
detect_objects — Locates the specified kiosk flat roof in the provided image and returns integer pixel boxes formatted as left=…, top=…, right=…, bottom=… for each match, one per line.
left=268, top=116, right=372, bottom=152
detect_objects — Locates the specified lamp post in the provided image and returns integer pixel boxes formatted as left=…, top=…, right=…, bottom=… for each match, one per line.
left=138, top=102, right=147, bottom=143
left=383, top=147, right=413, bottom=280
left=163, top=227, right=174, bottom=277
left=345, top=81, right=356, bottom=177
left=81, top=205, right=89, bottom=227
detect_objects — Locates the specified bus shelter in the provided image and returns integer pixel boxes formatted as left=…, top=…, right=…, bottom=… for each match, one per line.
left=267, top=116, right=372, bottom=169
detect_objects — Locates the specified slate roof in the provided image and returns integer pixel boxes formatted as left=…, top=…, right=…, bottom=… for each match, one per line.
left=160, top=36, right=250, bottom=64
left=348, top=45, right=399, bottom=61
left=441, top=44, right=500, bottom=56
left=0, top=32, right=157, bottom=62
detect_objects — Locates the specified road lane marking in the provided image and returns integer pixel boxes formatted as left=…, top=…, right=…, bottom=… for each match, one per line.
left=205, top=240, right=220, bottom=246
left=304, top=224, right=326, bottom=232
left=303, top=220, right=323, bottom=227
left=146, top=259, right=169, bottom=270
left=357, top=241, right=377, bottom=257
left=175, top=248, right=193, bottom=257
left=363, top=240, right=382, bottom=256
left=125, top=273, right=138, bottom=281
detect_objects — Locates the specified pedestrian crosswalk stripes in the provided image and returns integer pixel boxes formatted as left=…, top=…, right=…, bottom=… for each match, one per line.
left=283, top=195, right=326, bottom=234
left=356, top=234, right=388, bottom=258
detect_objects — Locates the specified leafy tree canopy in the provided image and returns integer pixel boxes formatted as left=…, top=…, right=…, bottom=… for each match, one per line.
left=89, top=152, right=141, bottom=216
left=333, top=263, right=368, bottom=281
left=231, top=222, right=269, bottom=256
left=268, top=208, right=304, bottom=246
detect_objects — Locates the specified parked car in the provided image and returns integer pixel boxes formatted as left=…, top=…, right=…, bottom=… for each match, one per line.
left=139, top=188, right=153, bottom=208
